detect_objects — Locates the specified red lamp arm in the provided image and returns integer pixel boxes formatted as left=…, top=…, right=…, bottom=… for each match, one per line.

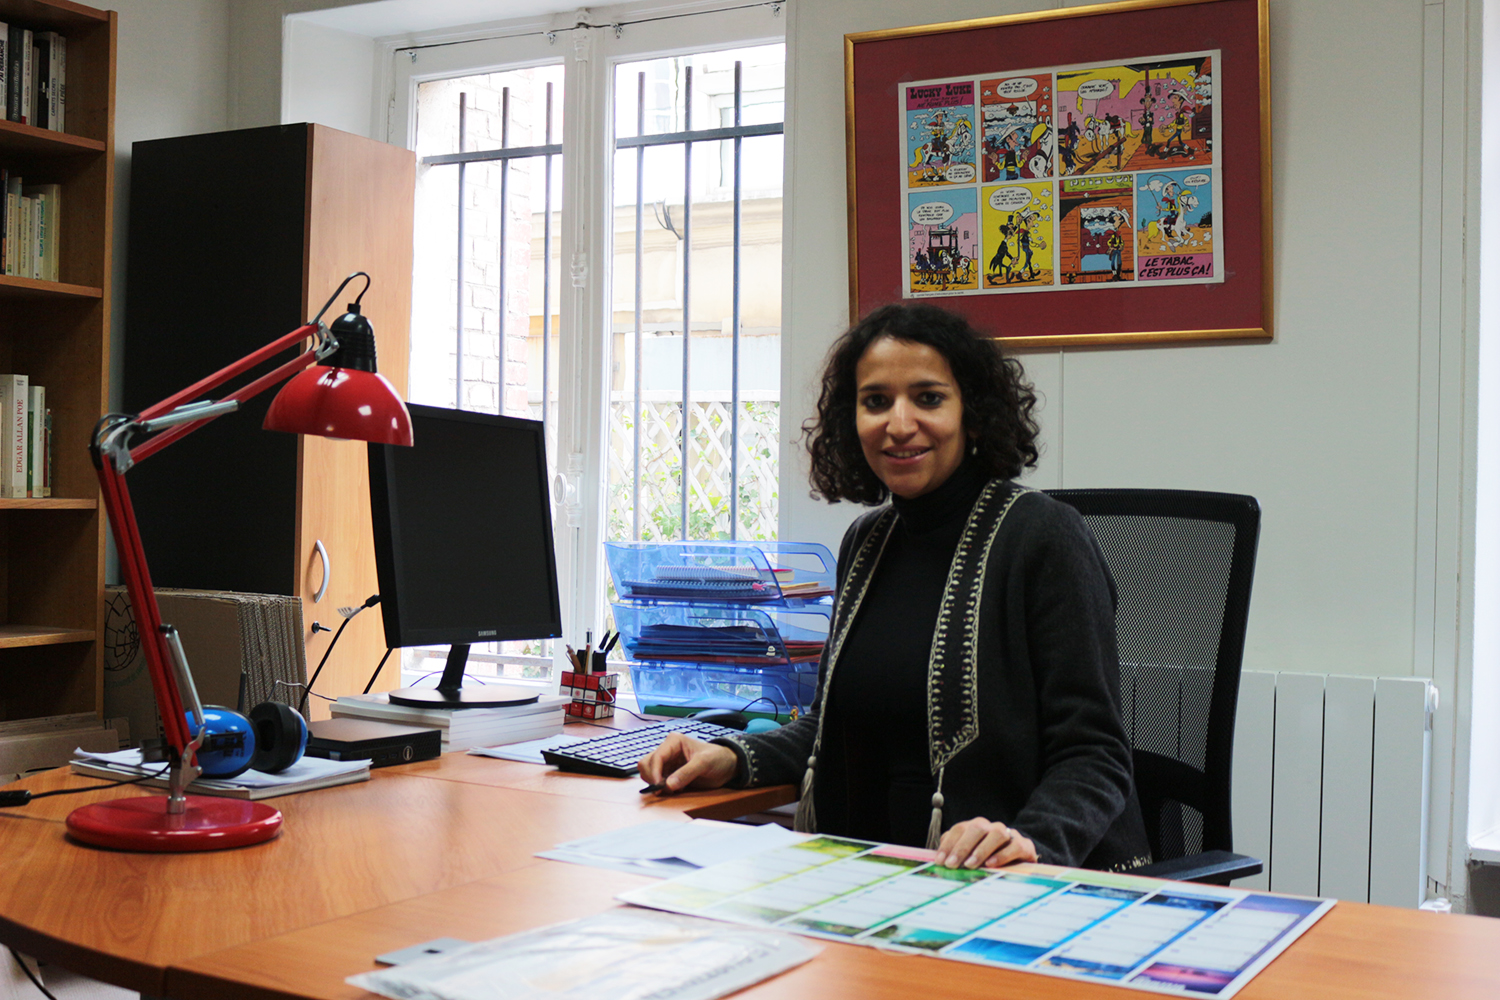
left=96, top=324, right=324, bottom=755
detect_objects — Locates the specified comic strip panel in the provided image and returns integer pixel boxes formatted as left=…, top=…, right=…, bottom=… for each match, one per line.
left=980, top=75, right=1054, bottom=183
left=981, top=182, right=1055, bottom=289
left=1057, top=175, right=1135, bottom=285
left=906, top=82, right=978, bottom=188
left=1135, top=168, right=1214, bottom=281
left=908, top=187, right=980, bottom=295
left=1056, top=55, right=1214, bottom=177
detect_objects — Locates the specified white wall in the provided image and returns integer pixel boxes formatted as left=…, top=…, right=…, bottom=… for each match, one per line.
left=283, top=18, right=378, bottom=136
left=108, top=0, right=233, bottom=409
left=779, top=0, right=1481, bottom=903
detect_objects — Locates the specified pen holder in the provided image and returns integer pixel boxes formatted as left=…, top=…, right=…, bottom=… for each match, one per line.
left=562, top=670, right=618, bottom=720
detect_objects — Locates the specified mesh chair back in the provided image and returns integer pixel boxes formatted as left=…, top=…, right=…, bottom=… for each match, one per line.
left=1046, top=490, right=1260, bottom=864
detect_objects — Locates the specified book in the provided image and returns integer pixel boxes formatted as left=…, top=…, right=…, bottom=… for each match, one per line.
left=52, top=33, right=63, bottom=132
left=0, top=167, right=7, bottom=274
left=20, top=192, right=34, bottom=277
left=42, top=406, right=50, bottom=496
left=26, top=385, right=42, bottom=497
left=0, top=22, right=8, bottom=120
left=5, top=24, right=22, bottom=124
left=31, top=31, right=48, bottom=130
left=71, top=747, right=372, bottom=800
left=23, top=183, right=58, bottom=280
left=3, top=173, right=17, bottom=275
left=17, top=28, right=30, bottom=127
left=0, top=373, right=27, bottom=498
left=34, top=32, right=59, bottom=131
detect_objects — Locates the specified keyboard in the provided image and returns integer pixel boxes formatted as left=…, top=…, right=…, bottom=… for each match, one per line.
left=541, top=719, right=743, bottom=778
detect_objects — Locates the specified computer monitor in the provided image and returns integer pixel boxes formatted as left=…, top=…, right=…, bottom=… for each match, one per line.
left=368, top=403, right=562, bottom=708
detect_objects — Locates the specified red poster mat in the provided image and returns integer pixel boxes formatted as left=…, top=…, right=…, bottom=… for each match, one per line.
left=846, top=0, right=1270, bottom=348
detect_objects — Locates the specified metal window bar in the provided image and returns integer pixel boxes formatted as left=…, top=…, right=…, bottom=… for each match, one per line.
left=730, top=62, right=742, bottom=539
left=455, top=93, right=467, bottom=408
left=499, top=86, right=510, bottom=416
left=632, top=72, right=646, bottom=542
left=680, top=65, right=693, bottom=540
left=618, top=60, right=783, bottom=542
left=543, top=82, right=554, bottom=437
left=425, top=87, right=566, bottom=423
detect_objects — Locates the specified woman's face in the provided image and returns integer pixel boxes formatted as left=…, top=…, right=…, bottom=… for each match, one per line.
left=854, top=336, right=967, bottom=499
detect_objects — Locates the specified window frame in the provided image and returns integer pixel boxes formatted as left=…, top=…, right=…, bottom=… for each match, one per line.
left=382, top=4, right=786, bottom=689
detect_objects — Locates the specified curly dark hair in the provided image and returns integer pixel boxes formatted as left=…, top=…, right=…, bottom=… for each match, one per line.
left=802, top=304, right=1040, bottom=505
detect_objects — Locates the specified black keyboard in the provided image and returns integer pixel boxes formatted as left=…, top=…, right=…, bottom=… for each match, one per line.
left=541, top=719, right=742, bottom=778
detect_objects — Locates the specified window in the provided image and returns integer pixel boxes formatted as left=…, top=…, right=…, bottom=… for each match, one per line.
left=391, top=7, right=785, bottom=692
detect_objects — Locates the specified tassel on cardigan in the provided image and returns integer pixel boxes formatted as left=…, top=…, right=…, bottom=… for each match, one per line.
left=792, top=754, right=817, bottom=833
left=925, top=768, right=947, bottom=850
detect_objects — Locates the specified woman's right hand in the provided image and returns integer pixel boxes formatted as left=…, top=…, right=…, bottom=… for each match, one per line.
left=638, top=733, right=738, bottom=793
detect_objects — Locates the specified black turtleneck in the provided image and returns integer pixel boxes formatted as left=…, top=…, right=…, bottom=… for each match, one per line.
left=824, top=459, right=988, bottom=847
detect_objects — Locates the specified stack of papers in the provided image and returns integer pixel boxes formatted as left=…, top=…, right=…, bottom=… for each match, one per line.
left=70, top=747, right=370, bottom=800
left=331, top=693, right=567, bottom=752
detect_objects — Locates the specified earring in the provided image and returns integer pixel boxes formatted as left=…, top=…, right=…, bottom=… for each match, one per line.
left=970, top=441, right=979, bottom=456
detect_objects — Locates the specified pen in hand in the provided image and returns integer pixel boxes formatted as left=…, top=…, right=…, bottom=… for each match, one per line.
left=639, top=783, right=670, bottom=795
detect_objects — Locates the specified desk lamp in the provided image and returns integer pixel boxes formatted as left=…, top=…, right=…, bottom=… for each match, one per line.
left=66, top=273, right=412, bottom=852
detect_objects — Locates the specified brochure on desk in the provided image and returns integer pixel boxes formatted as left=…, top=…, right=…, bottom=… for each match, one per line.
left=618, top=836, right=1333, bottom=998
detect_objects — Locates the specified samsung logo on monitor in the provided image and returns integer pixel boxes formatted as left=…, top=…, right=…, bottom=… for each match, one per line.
left=477, top=629, right=497, bottom=637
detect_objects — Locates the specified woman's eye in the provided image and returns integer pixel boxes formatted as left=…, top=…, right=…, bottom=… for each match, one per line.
left=918, top=391, right=946, bottom=406
left=861, top=394, right=889, bottom=410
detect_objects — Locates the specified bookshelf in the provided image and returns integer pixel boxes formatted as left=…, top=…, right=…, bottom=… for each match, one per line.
left=0, top=0, right=113, bottom=721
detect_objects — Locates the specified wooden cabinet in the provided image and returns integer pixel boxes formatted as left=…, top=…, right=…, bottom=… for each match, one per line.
left=123, top=123, right=414, bottom=720
left=0, top=0, right=114, bottom=722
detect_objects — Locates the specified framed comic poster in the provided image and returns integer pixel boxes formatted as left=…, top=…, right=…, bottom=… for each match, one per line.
left=845, top=0, right=1271, bottom=348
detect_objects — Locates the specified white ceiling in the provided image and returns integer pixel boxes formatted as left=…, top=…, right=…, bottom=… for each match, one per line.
left=292, top=0, right=584, bottom=38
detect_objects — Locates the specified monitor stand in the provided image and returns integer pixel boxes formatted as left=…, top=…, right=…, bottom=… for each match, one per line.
left=386, top=644, right=541, bottom=709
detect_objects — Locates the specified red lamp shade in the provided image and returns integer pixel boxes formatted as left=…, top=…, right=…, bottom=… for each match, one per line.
left=264, top=366, right=413, bottom=445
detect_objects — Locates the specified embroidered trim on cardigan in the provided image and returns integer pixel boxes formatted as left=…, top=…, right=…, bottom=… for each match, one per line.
left=925, top=481, right=1029, bottom=770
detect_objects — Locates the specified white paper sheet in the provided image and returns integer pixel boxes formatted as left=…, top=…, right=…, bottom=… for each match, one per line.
left=539, top=819, right=806, bottom=878
left=348, top=909, right=819, bottom=1000
left=467, top=734, right=588, bottom=764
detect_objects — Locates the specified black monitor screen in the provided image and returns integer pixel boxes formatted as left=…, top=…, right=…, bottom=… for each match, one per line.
left=369, top=404, right=562, bottom=649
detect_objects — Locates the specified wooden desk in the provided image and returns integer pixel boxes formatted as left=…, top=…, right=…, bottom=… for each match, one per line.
left=3, top=755, right=1498, bottom=1000
left=0, top=753, right=789, bottom=996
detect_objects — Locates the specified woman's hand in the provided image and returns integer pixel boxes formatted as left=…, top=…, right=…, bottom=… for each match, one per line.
left=637, top=733, right=739, bottom=793
left=934, top=817, right=1038, bottom=869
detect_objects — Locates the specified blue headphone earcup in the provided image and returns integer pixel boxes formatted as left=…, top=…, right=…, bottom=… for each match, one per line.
left=248, top=702, right=308, bottom=773
left=191, top=706, right=256, bottom=778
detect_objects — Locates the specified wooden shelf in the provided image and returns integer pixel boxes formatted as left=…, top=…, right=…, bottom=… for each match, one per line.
left=0, top=626, right=95, bottom=649
left=0, top=498, right=97, bottom=510
left=0, top=119, right=106, bottom=157
left=0, top=274, right=104, bottom=300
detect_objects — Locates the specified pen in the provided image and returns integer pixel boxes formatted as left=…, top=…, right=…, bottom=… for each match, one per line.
left=639, top=783, right=671, bottom=795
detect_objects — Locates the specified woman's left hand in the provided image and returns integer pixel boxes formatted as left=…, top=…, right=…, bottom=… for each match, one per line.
left=934, top=817, right=1039, bottom=869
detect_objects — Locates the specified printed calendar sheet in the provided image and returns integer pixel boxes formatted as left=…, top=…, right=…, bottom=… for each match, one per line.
left=618, top=836, right=1332, bottom=997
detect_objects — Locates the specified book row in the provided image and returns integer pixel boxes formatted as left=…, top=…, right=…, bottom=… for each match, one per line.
left=0, top=374, right=53, bottom=499
left=1, top=170, right=60, bottom=280
left=1, top=22, right=66, bottom=131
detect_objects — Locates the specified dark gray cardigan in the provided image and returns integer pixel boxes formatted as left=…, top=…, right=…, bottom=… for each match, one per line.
left=717, top=482, right=1151, bottom=871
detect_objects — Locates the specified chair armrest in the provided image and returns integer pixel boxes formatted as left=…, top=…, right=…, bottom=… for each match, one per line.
left=1132, top=850, right=1262, bottom=885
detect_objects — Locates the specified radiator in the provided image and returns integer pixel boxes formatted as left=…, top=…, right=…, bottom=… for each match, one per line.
left=1230, top=671, right=1434, bottom=906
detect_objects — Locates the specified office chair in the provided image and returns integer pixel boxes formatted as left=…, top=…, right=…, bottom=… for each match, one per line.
left=1047, top=489, right=1262, bottom=885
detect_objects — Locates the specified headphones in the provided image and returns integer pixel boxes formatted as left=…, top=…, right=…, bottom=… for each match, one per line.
left=191, top=702, right=309, bottom=778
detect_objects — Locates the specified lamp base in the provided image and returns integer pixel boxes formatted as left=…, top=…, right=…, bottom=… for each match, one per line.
left=66, top=795, right=282, bottom=852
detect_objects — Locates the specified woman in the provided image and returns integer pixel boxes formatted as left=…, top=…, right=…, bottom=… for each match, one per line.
left=639, top=304, right=1150, bottom=873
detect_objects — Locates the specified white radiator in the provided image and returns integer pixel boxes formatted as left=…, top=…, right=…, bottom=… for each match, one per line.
left=1230, top=671, right=1434, bottom=906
